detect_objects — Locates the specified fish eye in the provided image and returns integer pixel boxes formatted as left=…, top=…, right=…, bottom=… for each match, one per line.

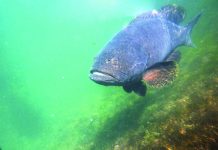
left=106, top=59, right=111, bottom=63
left=105, top=58, right=118, bottom=65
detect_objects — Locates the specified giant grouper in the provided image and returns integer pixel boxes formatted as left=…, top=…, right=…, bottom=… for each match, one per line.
left=90, top=4, right=202, bottom=96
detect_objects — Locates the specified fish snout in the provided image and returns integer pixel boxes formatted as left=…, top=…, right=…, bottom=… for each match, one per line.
left=89, top=70, right=120, bottom=85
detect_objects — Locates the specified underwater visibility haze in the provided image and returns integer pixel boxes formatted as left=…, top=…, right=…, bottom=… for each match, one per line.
left=0, top=0, right=217, bottom=149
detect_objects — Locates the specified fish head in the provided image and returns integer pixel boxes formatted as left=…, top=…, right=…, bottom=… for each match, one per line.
left=90, top=47, right=147, bottom=86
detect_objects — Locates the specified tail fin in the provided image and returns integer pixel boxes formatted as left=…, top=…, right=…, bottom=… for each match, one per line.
left=184, top=12, right=202, bottom=47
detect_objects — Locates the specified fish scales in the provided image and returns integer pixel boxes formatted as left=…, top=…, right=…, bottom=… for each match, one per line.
left=90, top=4, right=201, bottom=96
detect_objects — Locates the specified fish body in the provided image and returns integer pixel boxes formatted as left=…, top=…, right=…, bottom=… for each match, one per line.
left=90, top=5, right=201, bottom=96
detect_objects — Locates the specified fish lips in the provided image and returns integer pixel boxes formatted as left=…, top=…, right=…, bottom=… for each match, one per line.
left=89, top=70, right=120, bottom=85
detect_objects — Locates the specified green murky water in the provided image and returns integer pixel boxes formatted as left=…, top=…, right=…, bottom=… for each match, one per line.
left=0, top=0, right=217, bottom=149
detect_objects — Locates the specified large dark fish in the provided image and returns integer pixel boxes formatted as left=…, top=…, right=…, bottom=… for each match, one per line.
left=89, top=4, right=201, bottom=96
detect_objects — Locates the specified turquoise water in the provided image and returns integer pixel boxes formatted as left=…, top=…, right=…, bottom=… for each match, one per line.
left=0, top=0, right=217, bottom=149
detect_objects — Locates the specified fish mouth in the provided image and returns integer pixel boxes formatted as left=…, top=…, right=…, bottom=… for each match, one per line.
left=89, top=70, right=119, bottom=85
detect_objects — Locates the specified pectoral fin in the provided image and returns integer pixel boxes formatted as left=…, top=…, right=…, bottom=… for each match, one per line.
left=142, top=61, right=178, bottom=87
left=165, top=51, right=181, bottom=62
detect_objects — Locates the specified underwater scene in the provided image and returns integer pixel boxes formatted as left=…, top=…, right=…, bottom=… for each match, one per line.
left=0, top=0, right=217, bottom=149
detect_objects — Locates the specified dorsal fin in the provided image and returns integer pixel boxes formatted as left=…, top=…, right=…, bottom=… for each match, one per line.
left=159, top=4, right=185, bottom=24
